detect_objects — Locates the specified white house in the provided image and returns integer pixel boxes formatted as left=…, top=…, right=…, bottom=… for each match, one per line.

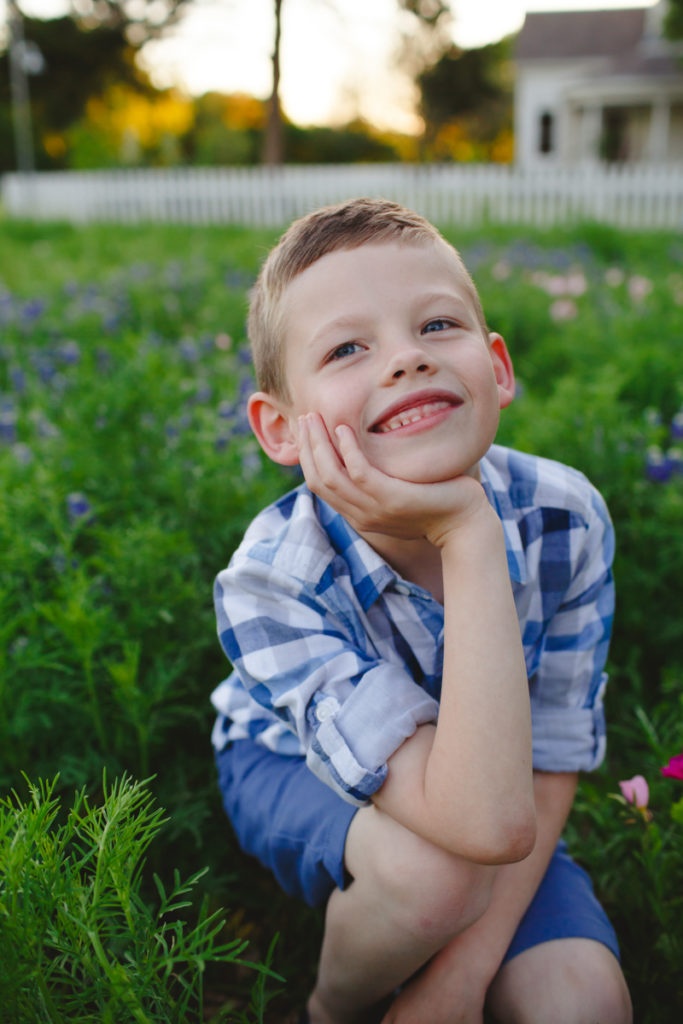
left=514, top=1, right=683, bottom=165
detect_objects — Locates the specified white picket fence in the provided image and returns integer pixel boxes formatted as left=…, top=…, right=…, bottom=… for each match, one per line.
left=2, top=163, right=683, bottom=229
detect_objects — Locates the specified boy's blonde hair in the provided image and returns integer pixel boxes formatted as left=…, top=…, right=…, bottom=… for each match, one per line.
left=248, top=197, right=488, bottom=400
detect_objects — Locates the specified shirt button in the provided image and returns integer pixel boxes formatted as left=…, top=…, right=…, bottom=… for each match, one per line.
left=316, top=700, right=336, bottom=722
left=394, top=582, right=411, bottom=595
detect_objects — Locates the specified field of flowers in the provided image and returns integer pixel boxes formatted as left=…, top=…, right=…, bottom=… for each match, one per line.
left=0, top=216, right=682, bottom=1022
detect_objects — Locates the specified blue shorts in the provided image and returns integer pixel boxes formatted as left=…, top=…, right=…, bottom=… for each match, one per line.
left=216, top=740, right=620, bottom=964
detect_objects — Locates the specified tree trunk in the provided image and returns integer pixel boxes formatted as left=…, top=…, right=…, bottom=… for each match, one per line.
left=262, top=0, right=284, bottom=165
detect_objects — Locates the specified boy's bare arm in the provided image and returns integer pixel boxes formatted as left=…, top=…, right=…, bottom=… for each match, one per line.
left=298, top=415, right=535, bottom=864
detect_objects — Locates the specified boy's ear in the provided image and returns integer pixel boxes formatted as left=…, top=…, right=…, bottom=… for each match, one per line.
left=247, top=392, right=300, bottom=466
left=489, top=333, right=516, bottom=410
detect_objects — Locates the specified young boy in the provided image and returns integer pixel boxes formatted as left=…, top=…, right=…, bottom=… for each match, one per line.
left=211, top=198, right=632, bottom=1024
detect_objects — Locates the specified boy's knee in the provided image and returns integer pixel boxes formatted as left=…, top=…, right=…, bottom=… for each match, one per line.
left=354, top=813, right=495, bottom=945
left=488, top=939, right=632, bottom=1024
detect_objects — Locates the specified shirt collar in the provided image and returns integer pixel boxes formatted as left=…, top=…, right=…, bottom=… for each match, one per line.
left=314, top=448, right=529, bottom=605
left=315, top=493, right=399, bottom=609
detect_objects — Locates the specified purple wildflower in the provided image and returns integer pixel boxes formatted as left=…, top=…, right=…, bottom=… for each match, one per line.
left=646, top=447, right=674, bottom=483
left=66, top=492, right=93, bottom=524
left=671, top=411, right=683, bottom=441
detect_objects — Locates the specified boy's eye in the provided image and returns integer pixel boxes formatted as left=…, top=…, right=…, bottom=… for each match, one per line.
left=423, top=318, right=455, bottom=334
left=327, top=341, right=362, bottom=361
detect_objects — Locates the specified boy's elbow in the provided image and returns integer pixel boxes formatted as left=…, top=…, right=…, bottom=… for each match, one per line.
left=457, top=803, right=537, bottom=866
left=489, top=810, right=537, bottom=864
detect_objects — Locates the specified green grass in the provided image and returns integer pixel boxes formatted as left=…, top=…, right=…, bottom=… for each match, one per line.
left=1, top=217, right=682, bottom=1022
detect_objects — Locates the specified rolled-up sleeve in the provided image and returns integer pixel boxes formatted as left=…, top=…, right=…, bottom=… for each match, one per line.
left=529, top=486, right=615, bottom=773
left=214, top=557, right=438, bottom=805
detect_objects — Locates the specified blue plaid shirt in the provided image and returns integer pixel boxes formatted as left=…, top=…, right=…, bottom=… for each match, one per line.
left=211, top=444, right=615, bottom=806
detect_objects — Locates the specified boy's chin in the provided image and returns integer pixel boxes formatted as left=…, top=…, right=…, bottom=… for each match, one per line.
left=381, top=459, right=482, bottom=485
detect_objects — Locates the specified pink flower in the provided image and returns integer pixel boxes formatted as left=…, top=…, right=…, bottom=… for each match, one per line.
left=661, top=753, right=683, bottom=781
left=628, top=275, right=653, bottom=303
left=619, top=774, right=650, bottom=808
left=549, top=299, right=578, bottom=322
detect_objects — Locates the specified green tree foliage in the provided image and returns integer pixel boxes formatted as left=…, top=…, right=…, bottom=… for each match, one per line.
left=417, top=38, right=514, bottom=159
left=286, top=120, right=400, bottom=163
left=664, top=0, right=683, bottom=40
left=0, top=14, right=153, bottom=170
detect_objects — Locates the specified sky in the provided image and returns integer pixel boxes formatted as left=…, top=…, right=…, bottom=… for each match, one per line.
left=8, top=0, right=661, bottom=133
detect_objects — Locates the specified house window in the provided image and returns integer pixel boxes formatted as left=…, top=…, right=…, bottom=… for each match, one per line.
left=539, top=111, right=555, bottom=154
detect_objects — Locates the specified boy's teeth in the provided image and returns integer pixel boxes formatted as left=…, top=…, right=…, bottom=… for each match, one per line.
left=378, top=400, right=449, bottom=433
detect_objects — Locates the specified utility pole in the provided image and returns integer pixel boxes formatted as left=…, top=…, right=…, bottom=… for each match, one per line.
left=7, top=0, right=36, bottom=172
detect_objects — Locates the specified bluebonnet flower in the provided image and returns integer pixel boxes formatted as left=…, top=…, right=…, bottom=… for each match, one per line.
left=8, top=365, right=26, bottom=393
left=224, top=268, right=255, bottom=290
left=56, top=339, right=81, bottom=365
left=179, top=337, right=199, bottom=363
left=241, top=446, right=262, bottom=477
left=667, top=447, right=683, bottom=475
left=0, top=293, right=15, bottom=325
left=21, top=298, right=46, bottom=324
left=66, top=492, right=93, bottom=524
left=644, top=407, right=663, bottom=429
left=194, top=382, right=213, bottom=406
left=217, top=399, right=235, bottom=419
left=12, top=443, right=33, bottom=465
left=32, top=352, right=57, bottom=385
left=0, top=402, right=18, bottom=444
left=32, top=412, right=60, bottom=439
left=670, top=410, right=683, bottom=442
left=646, top=446, right=679, bottom=483
left=237, top=346, right=254, bottom=367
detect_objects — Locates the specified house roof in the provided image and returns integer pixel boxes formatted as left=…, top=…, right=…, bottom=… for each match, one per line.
left=515, top=8, right=648, bottom=61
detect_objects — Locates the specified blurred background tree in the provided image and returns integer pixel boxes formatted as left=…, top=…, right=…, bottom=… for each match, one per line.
left=0, top=0, right=189, bottom=170
left=0, top=0, right=514, bottom=170
left=417, top=37, right=514, bottom=161
left=665, top=0, right=683, bottom=39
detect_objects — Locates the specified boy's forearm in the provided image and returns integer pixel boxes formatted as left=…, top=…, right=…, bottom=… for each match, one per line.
left=378, top=507, right=535, bottom=863
left=434, top=509, right=535, bottom=859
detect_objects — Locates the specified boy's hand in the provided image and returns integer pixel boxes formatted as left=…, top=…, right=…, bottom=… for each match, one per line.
left=297, top=413, right=493, bottom=547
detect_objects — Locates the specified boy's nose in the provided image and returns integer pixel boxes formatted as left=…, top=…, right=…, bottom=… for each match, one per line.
left=392, top=362, right=429, bottom=380
left=384, top=344, right=436, bottom=382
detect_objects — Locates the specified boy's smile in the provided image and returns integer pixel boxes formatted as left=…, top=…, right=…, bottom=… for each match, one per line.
left=251, top=239, right=515, bottom=485
left=370, top=389, right=462, bottom=435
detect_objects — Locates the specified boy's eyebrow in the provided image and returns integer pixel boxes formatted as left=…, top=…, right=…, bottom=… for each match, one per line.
left=308, top=314, right=368, bottom=346
left=418, top=288, right=471, bottom=308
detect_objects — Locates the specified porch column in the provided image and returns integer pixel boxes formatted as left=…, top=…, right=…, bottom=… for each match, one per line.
left=578, top=104, right=602, bottom=163
left=648, top=98, right=671, bottom=161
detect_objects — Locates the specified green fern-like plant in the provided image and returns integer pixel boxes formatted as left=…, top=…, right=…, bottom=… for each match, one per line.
left=0, top=774, right=282, bottom=1023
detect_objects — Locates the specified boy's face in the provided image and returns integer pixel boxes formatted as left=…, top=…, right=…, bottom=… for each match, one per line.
left=252, top=239, right=515, bottom=485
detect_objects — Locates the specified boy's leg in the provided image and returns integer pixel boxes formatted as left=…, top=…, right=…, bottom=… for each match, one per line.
left=375, top=840, right=630, bottom=1024
left=308, top=803, right=496, bottom=1024
left=215, top=741, right=495, bottom=1024
left=485, top=840, right=631, bottom=1024
left=486, top=939, right=631, bottom=1024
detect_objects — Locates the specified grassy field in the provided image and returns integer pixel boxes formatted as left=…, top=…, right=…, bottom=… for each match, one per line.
left=0, top=217, right=682, bottom=1022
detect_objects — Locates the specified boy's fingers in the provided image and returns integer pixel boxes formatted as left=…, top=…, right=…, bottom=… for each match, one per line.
left=299, top=414, right=355, bottom=499
left=334, top=424, right=374, bottom=486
